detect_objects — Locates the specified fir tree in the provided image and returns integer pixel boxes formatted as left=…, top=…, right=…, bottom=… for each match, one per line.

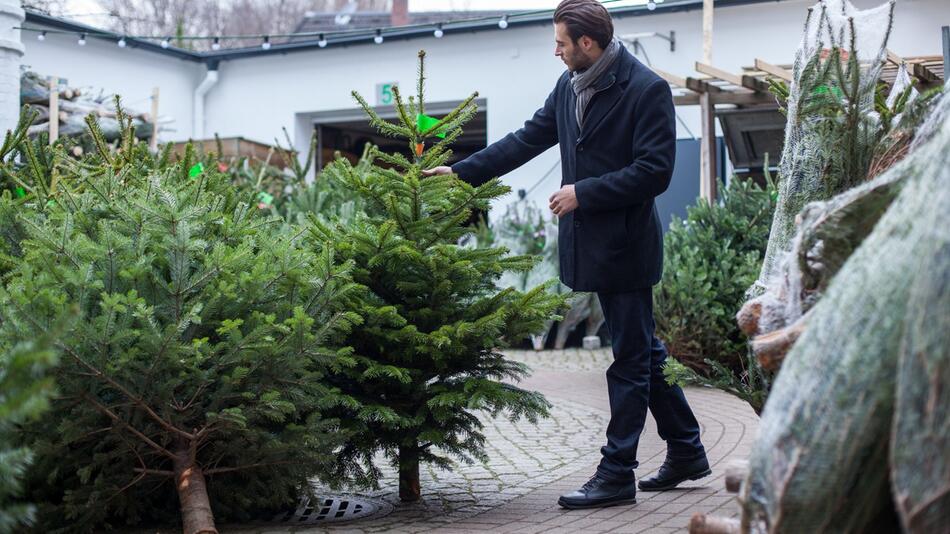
left=0, top=110, right=361, bottom=533
left=309, top=51, right=566, bottom=501
left=0, top=331, right=59, bottom=534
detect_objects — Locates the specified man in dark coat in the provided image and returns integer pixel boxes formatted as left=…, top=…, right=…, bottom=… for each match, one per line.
left=424, top=0, right=710, bottom=509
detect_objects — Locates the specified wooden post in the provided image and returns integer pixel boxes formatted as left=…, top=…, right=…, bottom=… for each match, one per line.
left=149, top=87, right=160, bottom=151
left=48, top=76, right=59, bottom=144
left=702, top=0, right=713, bottom=64
left=700, top=91, right=717, bottom=202
left=700, top=0, right=716, bottom=202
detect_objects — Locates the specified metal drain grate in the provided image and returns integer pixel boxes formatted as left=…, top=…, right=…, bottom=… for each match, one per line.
left=271, top=495, right=392, bottom=525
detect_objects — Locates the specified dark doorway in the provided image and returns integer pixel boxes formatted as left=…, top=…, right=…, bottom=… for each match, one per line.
left=312, top=99, right=488, bottom=170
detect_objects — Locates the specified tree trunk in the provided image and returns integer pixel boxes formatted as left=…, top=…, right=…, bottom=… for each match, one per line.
left=398, top=444, right=421, bottom=502
left=172, top=444, right=217, bottom=534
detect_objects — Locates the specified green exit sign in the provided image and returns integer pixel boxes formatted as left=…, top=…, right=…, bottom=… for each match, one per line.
left=376, top=82, right=398, bottom=106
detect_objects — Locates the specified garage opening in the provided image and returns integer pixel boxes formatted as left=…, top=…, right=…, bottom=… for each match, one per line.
left=311, top=98, right=488, bottom=171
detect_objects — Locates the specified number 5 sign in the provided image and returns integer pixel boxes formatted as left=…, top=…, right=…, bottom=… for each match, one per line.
left=376, top=82, right=398, bottom=106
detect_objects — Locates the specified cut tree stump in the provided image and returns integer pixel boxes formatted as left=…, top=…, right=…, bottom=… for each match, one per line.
left=688, top=513, right=741, bottom=534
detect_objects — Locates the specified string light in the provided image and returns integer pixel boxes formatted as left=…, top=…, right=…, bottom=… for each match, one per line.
left=19, top=0, right=657, bottom=51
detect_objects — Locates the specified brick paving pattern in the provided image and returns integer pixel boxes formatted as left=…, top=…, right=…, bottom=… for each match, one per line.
left=235, top=348, right=759, bottom=533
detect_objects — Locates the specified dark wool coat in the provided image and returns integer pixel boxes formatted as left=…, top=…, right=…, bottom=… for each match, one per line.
left=451, top=48, right=676, bottom=293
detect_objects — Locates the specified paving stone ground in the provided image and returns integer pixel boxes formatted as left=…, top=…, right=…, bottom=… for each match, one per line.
left=232, top=348, right=759, bottom=533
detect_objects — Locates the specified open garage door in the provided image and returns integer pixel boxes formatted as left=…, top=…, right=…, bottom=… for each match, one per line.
left=311, top=98, right=488, bottom=170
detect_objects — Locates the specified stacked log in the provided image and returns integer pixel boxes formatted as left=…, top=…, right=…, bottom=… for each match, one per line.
left=21, top=70, right=155, bottom=141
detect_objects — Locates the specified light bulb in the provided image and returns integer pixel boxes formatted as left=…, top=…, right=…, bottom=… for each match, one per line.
left=434, top=24, right=444, bottom=38
left=37, top=31, right=46, bottom=41
left=161, top=38, right=170, bottom=48
left=374, top=29, right=383, bottom=44
left=647, top=0, right=657, bottom=10
left=211, top=37, right=221, bottom=50
left=117, top=37, right=127, bottom=48
left=78, top=33, right=86, bottom=46
left=498, top=15, right=509, bottom=29
left=262, top=36, right=271, bottom=50
left=318, top=34, right=328, bottom=47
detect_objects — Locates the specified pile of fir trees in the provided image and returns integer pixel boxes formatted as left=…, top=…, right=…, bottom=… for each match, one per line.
left=0, top=51, right=563, bottom=534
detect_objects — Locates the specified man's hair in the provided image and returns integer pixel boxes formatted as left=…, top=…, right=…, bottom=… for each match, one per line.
left=554, top=0, right=614, bottom=49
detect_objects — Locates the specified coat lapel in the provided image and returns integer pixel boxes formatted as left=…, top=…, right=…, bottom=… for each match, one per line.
left=577, top=49, right=634, bottom=143
left=578, top=76, right=622, bottom=142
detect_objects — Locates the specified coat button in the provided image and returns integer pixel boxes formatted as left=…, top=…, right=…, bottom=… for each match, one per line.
left=578, top=145, right=584, bottom=152
left=574, top=220, right=581, bottom=227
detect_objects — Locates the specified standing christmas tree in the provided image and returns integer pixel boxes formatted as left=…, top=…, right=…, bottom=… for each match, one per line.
left=310, top=51, right=566, bottom=502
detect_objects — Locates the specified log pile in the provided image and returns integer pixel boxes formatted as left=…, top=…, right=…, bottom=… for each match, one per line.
left=21, top=70, right=156, bottom=141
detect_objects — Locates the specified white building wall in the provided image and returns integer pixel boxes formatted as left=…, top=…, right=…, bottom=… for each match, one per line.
left=16, top=0, right=947, bottom=209
left=204, top=0, right=947, bottom=210
left=20, top=28, right=204, bottom=142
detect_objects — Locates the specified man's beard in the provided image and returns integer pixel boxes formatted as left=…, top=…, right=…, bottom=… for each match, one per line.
left=569, top=48, right=594, bottom=72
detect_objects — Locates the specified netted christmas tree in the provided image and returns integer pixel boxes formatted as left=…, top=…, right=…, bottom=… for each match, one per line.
left=308, top=51, right=566, bottom=502
left=0, top=106, right=360, bottom=534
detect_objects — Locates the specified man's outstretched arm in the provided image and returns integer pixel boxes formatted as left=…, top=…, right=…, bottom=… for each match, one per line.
left=423, top=86, right=560, bottom=185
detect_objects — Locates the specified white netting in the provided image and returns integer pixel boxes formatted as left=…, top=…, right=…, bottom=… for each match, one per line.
left=742, top=87, right=950, bottom=534
left=886, top=62, right=918, bottom=110
left=748, top=0, right=895, bottom=305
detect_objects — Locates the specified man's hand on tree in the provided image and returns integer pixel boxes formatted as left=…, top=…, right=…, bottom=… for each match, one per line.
left=421, top=166, right=452, bottom=177
left=549, top=185, right=578, bottom=218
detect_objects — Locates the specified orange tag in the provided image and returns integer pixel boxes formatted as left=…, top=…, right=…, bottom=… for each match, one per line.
left=415, top=142, right=424, bottom=156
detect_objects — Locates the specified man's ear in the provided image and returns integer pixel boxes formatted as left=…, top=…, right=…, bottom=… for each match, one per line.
left=579, top=35, right=593, bottom=51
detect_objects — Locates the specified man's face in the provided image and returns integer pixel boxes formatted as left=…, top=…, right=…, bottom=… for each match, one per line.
left=554, top=22, right=596, bottom=71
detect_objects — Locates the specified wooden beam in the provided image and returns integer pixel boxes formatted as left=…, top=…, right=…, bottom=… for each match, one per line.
left=675, top=91, right=778, bottom=107
left=740, top=75, right=771, bottom=93
left=674, top=94, right=700, bottom=106
left=699, top=91, right=717, bottom=202
left=886, top=49, right=903, bottom=66
left=754, top=58, right=792, bottom=82
left=685, top=77, right=722, bottom=94
left=48, top=76, right=59, bottom=144
left=149, top=87, right=160, bottom=152
left=703, top=0, right=714, bottom=64
left=695, top=62, right=771, bottom=92
left=651, top=67, right=688, bottom=89
left=711, top=91, right=778, bottom=106
left=910, top=62, right=940, bottom=85
left=695, top=62, right=741, bottom=85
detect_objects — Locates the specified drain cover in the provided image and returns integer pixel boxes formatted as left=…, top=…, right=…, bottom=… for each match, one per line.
left=271, top=495, right=391, bottom=525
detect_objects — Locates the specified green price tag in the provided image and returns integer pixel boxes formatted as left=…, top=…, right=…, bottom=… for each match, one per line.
left=189, top=162, right=205, bottom=178
left=257, top=191, right=274, bottom=206
left=14, top=186, right=25, bottom=198
left=417, top=114, right=446, bottom=139
left=813, top=85, right=844, bottom=99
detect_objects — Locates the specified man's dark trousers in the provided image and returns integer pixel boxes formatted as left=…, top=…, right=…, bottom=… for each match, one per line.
left=595, top=288, right=705, bottom=482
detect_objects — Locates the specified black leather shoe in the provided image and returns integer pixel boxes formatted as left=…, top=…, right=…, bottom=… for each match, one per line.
left=638, top=456, right=711, bottom=491
left=557, top=474, right=637, bottom=509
